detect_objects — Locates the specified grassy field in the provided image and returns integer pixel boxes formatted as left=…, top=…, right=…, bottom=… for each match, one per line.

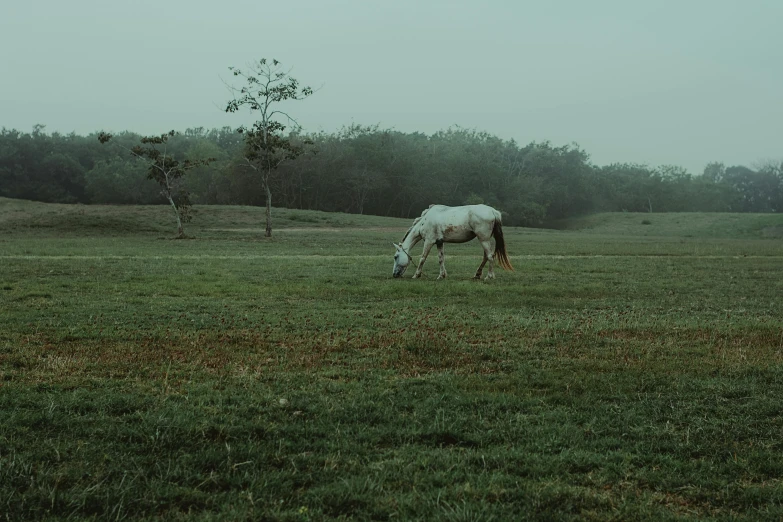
left=1, top=198, right=783, bottom=521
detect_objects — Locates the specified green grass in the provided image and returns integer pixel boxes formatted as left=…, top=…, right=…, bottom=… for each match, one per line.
left=1, top=199, right=783, bottom=520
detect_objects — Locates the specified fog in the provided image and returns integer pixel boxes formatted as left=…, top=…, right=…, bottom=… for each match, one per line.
left=1, top=0, right=781, bottom=173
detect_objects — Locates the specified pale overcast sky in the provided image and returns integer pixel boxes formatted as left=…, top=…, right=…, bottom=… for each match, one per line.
left=1, top=0, right=781, bottom=173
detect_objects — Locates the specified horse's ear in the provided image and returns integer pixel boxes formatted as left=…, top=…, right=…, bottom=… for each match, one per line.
left=392, top=242, right=400, bottom=249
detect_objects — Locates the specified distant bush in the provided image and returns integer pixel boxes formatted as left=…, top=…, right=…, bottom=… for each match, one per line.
left=641, top=219, right=652, bottom=225
left=288, top=212, right=319, bottom=223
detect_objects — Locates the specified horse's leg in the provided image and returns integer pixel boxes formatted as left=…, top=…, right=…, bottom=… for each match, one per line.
left=412, top=240, right=435, bottom=278
left=474, top=250, right=488, bottom=279
left=436, top=240, right=447, bottom=280
left=480, top=239, right=495, bottom=280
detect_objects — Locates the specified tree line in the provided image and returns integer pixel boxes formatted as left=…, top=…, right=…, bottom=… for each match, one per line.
left=1, top=123, right=781, bottom=227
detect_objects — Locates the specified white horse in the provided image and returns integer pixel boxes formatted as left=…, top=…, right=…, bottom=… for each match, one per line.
left=392, top=204, right=513, bottom=280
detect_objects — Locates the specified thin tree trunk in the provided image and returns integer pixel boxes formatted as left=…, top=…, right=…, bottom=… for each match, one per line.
left=264, top=181, right=272, bottom=238
left=167, top=194, right=185, bottom=238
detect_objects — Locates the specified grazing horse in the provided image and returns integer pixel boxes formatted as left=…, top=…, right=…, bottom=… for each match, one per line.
left=392, top=204, right=513, bottom=280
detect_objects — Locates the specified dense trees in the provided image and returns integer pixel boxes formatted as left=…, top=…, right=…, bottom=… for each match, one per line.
left=1, top=124, right=780, bottom=226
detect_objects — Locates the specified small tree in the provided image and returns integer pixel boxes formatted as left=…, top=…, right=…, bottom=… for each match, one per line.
left=98, top=131, right=214, bottom=238
left=225, top=58, right=315, bottom=237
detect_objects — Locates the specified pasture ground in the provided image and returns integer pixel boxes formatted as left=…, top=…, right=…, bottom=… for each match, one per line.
left=1, top=198, right=783, bottom=520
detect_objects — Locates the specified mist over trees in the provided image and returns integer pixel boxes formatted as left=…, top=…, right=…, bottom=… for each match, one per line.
left=1, top=124, right=780, bottom=226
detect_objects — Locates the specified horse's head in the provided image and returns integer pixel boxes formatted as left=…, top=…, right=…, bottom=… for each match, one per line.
left=392, top=243, right=412, bottom=278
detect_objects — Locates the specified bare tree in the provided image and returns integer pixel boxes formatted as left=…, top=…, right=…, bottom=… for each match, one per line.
left=225, top=59, right=315, bottom=237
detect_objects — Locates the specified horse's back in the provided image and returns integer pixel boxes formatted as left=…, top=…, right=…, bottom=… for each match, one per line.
left=417, top=204, right=498, bottom=242
left=426, top=204, right=499, bottom=223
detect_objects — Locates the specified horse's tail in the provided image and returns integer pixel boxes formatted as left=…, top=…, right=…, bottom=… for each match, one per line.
left=492, top=215, right=514, bottom=271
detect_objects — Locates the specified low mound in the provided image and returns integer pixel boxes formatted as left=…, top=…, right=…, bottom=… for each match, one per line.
left=0, top=198, right=410, bottom=237
left=552, top=212, right=783, bottom=239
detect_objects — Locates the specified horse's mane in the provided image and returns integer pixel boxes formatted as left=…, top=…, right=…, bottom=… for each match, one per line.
left=400, top=223, right=417, bottom=243
left=400, top=206, right=435, bottom=243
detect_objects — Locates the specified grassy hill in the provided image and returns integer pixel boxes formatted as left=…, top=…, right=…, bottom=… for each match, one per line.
left=0, top=197, right=410, bottom=238
left=4, top=198, right=783, bottom=240
left=552, top=211, right=783, bottom=239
